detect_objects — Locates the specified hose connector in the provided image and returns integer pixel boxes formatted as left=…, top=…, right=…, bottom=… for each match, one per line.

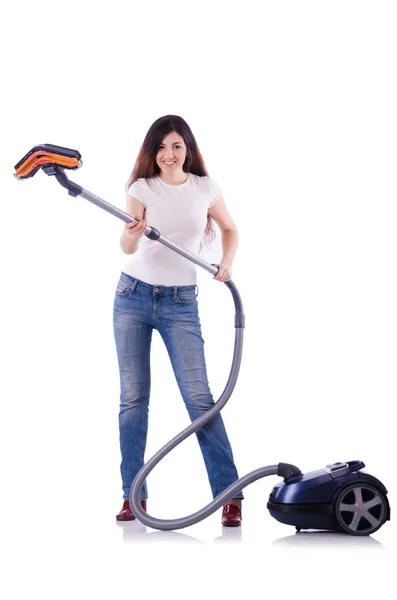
left=278, top=462, right=302, bottom=481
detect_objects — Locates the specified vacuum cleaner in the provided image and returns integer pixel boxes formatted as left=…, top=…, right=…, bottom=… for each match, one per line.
left=14, top=144, right=391, bottom=536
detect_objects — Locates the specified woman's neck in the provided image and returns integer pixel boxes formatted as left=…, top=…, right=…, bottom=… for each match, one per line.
left=159, top=170, right=188, bottom=185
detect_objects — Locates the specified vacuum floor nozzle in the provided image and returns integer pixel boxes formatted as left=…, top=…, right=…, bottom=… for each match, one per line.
left=14, top=144, right=82, bottom=179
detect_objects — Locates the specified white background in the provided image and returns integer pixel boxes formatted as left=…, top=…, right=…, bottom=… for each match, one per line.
left=1, top=0, right=396, bottom=598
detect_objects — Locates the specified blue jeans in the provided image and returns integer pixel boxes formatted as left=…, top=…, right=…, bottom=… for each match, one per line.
left=113, top=272, right=244, bottom=501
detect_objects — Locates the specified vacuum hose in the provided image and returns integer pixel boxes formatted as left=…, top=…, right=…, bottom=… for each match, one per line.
left=129, top=281, right=279, bottom=530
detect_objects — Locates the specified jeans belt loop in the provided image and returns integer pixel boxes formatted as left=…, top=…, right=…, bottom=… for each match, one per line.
left=131, top=278, right=138, bottom=292
left=173, top=286, right=178, bottom=300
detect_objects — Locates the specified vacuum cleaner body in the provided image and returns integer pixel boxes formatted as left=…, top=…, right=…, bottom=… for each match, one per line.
left=268, top=460, right=390, bottom=535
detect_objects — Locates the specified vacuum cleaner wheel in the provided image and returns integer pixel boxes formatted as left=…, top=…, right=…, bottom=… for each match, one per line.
left=334, top=482, right=388, bottom=536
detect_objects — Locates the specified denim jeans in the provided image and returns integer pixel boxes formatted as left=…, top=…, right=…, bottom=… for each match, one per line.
left=113, top=271, right=244, bottom=501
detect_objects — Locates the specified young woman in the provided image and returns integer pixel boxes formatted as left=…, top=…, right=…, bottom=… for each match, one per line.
left=113, top=115, right=243, bottom=526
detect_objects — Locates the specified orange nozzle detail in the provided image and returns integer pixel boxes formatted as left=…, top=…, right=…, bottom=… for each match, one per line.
left=15, top=150, right=81, bottom=179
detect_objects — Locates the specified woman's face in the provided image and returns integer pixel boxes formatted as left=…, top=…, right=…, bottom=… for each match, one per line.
left=156, top=131, right=187, bottom=174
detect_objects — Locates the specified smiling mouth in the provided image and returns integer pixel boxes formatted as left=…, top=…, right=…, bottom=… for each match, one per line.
left=163, top=161, right=176, bottom=165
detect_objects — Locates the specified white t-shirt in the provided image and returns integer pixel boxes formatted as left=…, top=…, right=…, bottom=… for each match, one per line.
left=123, top=173, right=221, bottom=285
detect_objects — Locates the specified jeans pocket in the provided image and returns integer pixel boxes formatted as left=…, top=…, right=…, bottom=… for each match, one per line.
left=115, top=275, right=133, bottom=296
left=176, top=288, right=198, bottom=304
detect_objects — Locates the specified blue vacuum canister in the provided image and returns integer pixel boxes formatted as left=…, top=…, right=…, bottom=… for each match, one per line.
left=267, top=460, right=390, bottom=535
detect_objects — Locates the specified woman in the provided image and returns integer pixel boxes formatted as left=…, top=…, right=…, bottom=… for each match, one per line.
left=113, top=115, right=243, bottom=527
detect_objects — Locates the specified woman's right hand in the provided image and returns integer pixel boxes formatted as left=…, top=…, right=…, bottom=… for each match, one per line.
left=124, top=218, right=147, bottom=239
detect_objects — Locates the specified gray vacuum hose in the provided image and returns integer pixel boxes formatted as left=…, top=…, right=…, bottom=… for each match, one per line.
left=129, top=282, right=279, bottom=530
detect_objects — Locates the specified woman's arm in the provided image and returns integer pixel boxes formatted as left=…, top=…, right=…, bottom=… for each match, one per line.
left=120, top=196, right=146, bottom=254
left=208, top=195, right=238, bottom=282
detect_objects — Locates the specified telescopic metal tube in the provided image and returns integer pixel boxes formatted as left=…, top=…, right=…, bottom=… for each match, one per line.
left=79, top=188, right=219, bottom=276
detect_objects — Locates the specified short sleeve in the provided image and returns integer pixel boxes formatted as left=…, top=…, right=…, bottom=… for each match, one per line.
left=208, top=178, right=222, bottom=208
left=126, top=178, right=146, bottom=208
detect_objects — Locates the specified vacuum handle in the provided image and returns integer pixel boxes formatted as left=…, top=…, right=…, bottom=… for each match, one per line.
left=16, top=156, right=244, bottom=326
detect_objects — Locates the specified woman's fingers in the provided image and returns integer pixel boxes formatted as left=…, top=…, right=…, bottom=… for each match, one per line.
left=127, top=220, right=141, bottom=230
left=125, top=219, right=146, bottom=237
left=214, top=264, right=232, bottom=282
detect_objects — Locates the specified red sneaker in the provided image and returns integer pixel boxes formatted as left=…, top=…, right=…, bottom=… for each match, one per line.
left=221, top=503, right=242, bottom=527
left=116, top=499, right=147, bottom=521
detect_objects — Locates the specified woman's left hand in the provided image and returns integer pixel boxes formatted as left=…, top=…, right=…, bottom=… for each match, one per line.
left=214, top=263, right=232, bottom=282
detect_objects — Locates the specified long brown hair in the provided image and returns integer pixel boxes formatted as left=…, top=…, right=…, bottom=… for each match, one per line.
left=126, top=115, right=216, bottom=247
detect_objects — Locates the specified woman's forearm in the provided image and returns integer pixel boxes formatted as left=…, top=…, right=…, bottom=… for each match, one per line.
left=221, top=228, right=239, bottom=266
left=120, top=232, right=139, bottom=255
